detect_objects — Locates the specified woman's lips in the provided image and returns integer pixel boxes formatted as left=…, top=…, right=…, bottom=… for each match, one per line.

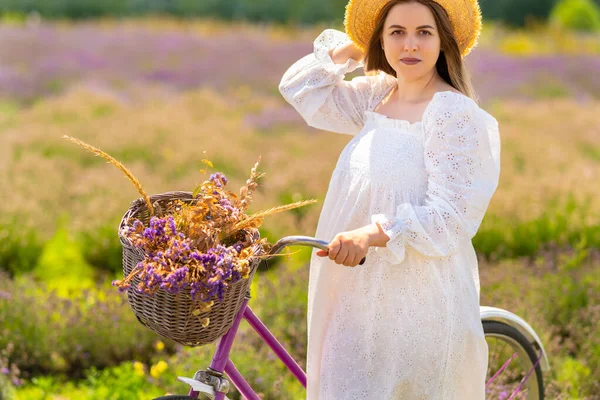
left=401, top=58, right=421, bottom=65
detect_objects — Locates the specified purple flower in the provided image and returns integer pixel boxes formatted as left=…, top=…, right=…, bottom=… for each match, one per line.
left=160, top=267, right=189, bottom=294
left=116, top=199, right=252, bottom=302
left=133, top=219, right=144, bottom=231
left=168, top=216, right=177, bottom=235
left=219, top=198, right=235, bottom=214
left=209, top=172, right=228, bottom=188
left=190, top=281, right=205, bottom=301
left=233, top=243, right=243, bottom=253
left=137, top=265, right=163, bottom=293
left=1, top=367, right=9, bottom=375
left=142, top=227, right=156, bottom=240
left=2, top=23, right=600, bottom=104
left=189, top=251, right=201, bottom=262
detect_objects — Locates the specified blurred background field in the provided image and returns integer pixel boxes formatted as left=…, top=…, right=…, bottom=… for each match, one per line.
left=0, top=0, right=599, bottom=399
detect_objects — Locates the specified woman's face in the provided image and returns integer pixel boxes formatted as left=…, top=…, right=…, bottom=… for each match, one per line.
left=381, top=2, right=442, bottom=80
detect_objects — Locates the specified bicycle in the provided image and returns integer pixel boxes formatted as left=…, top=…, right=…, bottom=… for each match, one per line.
left=153, top=236, right=550, bottom=400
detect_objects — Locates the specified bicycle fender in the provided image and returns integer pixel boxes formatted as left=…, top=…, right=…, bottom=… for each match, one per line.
left=480, top=306, right=550, bottom=372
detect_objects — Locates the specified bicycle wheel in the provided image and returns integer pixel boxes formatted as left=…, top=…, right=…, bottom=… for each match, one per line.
left=483, top=321, right=544, bottom=400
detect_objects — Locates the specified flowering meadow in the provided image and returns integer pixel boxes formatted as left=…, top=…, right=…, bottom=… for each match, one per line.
left=0, top=17, right=599, bottom=399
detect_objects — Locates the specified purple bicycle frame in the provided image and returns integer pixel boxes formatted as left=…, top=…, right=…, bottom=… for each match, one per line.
left=188, top=297, right=306, bottom=399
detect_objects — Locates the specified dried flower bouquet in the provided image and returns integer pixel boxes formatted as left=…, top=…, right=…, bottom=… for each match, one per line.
left=63, top=135, right=315, bottom=329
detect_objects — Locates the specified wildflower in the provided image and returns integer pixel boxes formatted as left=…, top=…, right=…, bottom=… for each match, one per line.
left=160, top=267, right=189, bottom=294
left=154, top=341, right=165, bottom=352
left=133, top=361, right=145, bottom=377
left=209, top=172, right=228, bottom=188
left=150, top=360, right=168, bottom=379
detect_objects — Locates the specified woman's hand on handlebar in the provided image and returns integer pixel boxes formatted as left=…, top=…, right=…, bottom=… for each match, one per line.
left=316, top=223, right=389, bottom=267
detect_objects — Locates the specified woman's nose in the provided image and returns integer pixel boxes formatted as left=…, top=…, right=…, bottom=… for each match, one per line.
left=404, top=35, right=419, bottom=52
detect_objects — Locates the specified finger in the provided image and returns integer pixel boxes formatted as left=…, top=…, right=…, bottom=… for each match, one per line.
left=351, top=252, right=364, bottom=267
left=342, top=248, right=355, bottom=267
left=336, top=243, right=349, bottom=265
left=316, top=250, right=327, bottom=257
left=328, top=239, right=341, bottom=260
left=348, top=254, right=360, bottom=267
left=349, top=251, right=366, bottom=267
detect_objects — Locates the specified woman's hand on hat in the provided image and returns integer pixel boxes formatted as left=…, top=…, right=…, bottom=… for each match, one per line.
left=316, top=223, right=389, bottom=267
left=329, top=42, right=366, bottom=64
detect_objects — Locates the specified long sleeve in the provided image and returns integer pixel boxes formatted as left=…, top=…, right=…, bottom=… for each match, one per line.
left=371, top=94, right=501, bottom=264
left=278, top=29, right=394, bottom=136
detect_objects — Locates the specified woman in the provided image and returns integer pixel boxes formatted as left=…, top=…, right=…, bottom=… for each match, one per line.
left=279, top=0, right=501, bottom=398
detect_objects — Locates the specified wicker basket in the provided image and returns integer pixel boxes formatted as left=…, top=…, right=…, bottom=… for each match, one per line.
left=118, top=191, right=264, bottom=347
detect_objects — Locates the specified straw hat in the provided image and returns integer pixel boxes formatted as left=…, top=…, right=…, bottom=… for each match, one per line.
left=344, top=0, right=483, bottom=58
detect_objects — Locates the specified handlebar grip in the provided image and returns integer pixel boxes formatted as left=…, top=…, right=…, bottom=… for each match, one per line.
left=268, top=236, right=367, bottom=266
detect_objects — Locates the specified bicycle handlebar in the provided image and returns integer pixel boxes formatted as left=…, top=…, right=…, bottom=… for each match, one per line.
left=268, top=236, right=367, bottom=266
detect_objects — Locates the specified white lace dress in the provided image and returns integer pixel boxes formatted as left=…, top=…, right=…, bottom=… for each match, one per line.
left=279, top=29, right=501, bottom=400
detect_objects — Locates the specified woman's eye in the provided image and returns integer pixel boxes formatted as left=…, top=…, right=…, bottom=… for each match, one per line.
left=391, top=30, right=431, bottom=35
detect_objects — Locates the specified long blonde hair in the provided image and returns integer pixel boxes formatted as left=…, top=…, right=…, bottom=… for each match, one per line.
left=365, top=0, right=477, bottom=101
